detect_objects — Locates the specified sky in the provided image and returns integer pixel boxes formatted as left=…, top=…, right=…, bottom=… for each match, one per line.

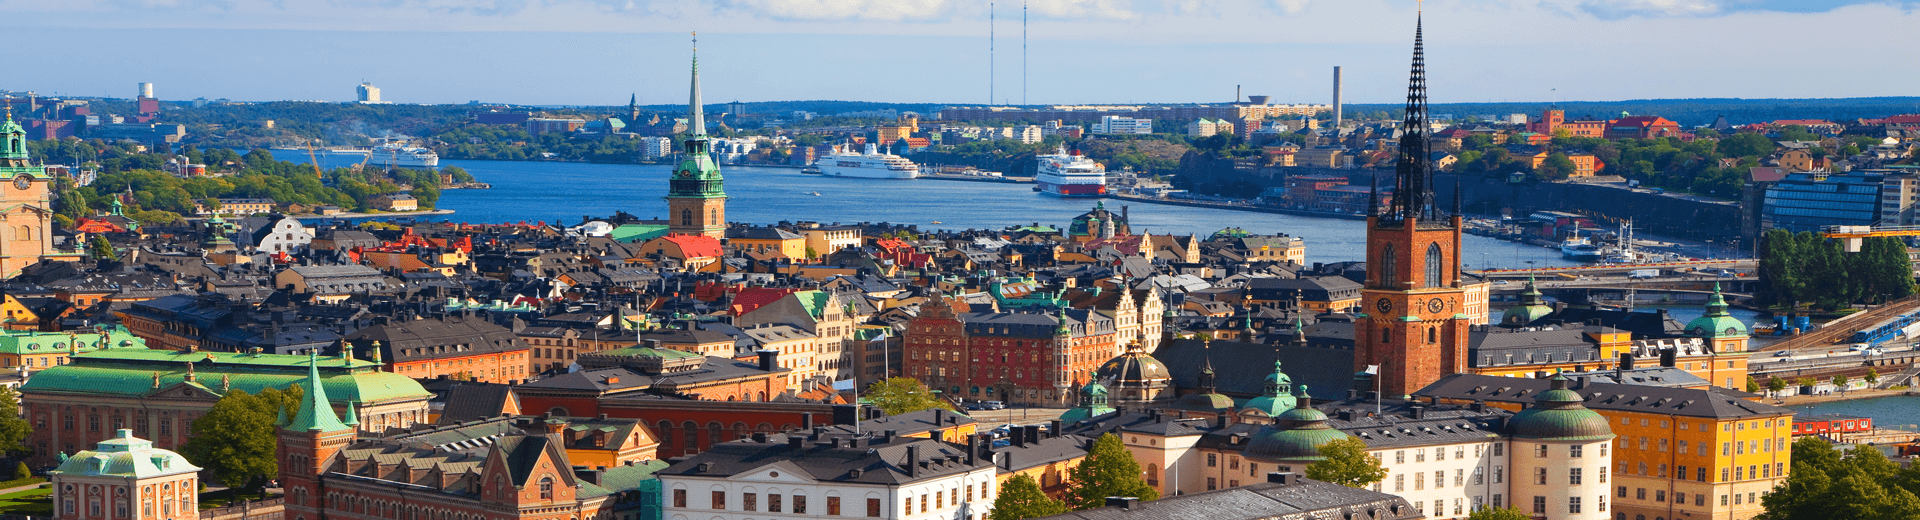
left=1, top=0, right=1915, bottom=107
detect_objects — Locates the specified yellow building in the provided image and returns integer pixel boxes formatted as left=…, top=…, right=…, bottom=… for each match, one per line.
left=1475, top=285, right=1751, bottom=387
left=728, top=226, right=807, bottom=259
left=1421, top=374, right=1792, bottom=520
left=0, top=327, right=146, bottom=371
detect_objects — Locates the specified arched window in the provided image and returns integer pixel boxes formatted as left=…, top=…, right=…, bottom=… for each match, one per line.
left=709, top=208, right=718, bottom=225
left=1424, top=242, right=1444, bottom=288
left=1145, top=463, right=1159, bottom=486
left=1379, top=244, right=1398, bottom=288
left=539, top=477, right=554, bottom=500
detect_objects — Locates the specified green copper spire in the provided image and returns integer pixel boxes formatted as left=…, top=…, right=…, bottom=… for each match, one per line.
left=688, top=32, right=705, bottom=138
left=667, top=32, right=725, bottom=203
left=286, top=351, right=351, bottom=433
left=1686, top=282, right=1747, bottom=339
left=341, top=400, right=358, bottom=426
left=1, top=101, right=29, bottom=165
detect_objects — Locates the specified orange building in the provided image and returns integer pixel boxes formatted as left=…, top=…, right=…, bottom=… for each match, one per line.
left=345, top=315, right=534, bottom=384
left=1528, top=109, right=1606, bottom=138
left=1608, top=116, right=1684, bottom=139
left=1531, top=151, right=1605, bottom=178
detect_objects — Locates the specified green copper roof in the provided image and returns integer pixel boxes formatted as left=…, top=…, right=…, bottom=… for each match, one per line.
left=50, top=429, right=199, bottom=479
left=0, top=111, right=26, bottom=163
left=1509, top=375, right=1614, bottom=441
left=1173, top=392, right=1235, bottom=412
left=1061, top=381, right=1117, bottom=424
left=592, top=345, right=702, bottom=360
left=1504, top=277, right=1554, bottom=324
left=1244, top=360, right=1297, bottom=416
left=1246, top=393, right=1348, bottom=462
left=0, top=327, right=142, bottom=355
left=608, top=224, right=671, bottom=243
left=287, top=351, right=353, bottom=433
left=22, top=348, right=430, bottom=406
left=1686, top=283, right=1748, bottom=339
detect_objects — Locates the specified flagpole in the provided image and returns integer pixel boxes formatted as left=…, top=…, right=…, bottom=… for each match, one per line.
left=1376, top=360, right=1383, bottom=417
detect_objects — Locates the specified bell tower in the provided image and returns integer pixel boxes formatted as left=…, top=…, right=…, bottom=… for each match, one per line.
left=278, top=351, right=357, bottom=520
left=0, top=104, right=52, bottom=278
left=1352, top=10, right=1471, bottom=398
left=666, top=32, right=727, bottom=239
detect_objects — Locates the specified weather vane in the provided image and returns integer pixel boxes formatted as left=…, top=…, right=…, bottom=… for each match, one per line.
left=692, top=31, right=697, bottom=51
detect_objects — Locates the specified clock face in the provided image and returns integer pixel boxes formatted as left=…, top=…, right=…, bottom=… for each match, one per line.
left=12, top=176, right=29, bottom=191
left=1427, top=298, right=1447, bottom=313
left=1375, top=298, right=1393, bottom=313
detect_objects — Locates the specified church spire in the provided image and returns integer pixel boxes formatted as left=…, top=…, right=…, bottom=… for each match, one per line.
left=1384, top=9, right=1436, bottom=225
left=688, top=32, right=706, bottom=138
left=286, top=351, right=351, bottom=433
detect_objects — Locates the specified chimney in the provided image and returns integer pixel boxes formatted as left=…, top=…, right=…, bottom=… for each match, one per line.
left=1620, top=353, right=1636, bottom=371
left=758, top=349, right=779, bottom=372
left=1024, top=425, right=1040, bottom=445
left=1103, top=497, right=1139, bottom=510
left=1049, top=419, right=1063, bottom=438
left=788, top=436, right=804, bottom=449
left=752, top=432, right=769, bottom=443
left=905, top=446, right=921, bottom=478
left=802, top=413, right=814, bottom=430
left=1267, top=471, right=1296, bottom=485
left=1659, top=348, right=1677, bottom=368
left=1332, top=66, right=1343, bottom=127
left=966, top=434, right=979, bottom=465
left=574, top=468, right=602, bottom=486
left=1012, top=428, right=1026, bottom=448
left=1409, top=405, right=1426, bottom=420
left=933, top=409, right=944, bottom=427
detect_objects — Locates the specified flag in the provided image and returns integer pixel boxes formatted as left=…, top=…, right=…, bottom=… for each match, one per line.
left=1364, top=365, right=1379, bottom=375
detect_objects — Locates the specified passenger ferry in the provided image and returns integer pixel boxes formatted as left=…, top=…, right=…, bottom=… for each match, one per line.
left=816, top=144, right=920, bottom=179
left=1035, top=146, right=1106, bottom=197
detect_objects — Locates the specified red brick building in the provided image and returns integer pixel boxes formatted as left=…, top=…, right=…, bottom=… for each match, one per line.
left=1607, top=115, right=1683, bottom=139
left=903, top=295, right=1119, bottom=407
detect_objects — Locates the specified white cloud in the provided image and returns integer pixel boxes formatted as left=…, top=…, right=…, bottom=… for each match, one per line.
left=1027, top=0, right=1138, bottom=19
left=712, top=0, right=953, bottom=21
left=1574, top=0, right=1723, bottom=18
left=1267, top=0, right=1308, bottom=14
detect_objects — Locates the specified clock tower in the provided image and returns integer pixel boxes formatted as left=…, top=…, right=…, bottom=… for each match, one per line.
left=666, top=33, right=727, bottom=239
left=1353, top=12, right=1471, bottom=398
left=0, top=105, right=52, bottom=277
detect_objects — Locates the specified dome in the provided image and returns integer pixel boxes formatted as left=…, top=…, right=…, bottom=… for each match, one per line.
left=51, top=429, right=200, bottom=479
left=1502, top=277, right=1553, bottom=325
left=1174, top=392, right=1235, bottom=412
left=1096, top=343, right=1170, bottom=383
left=1060, top=381, right=1118, bottom=424
left=1245, top=393, right=1348, bottom=462
left=1243, top=361, right=1297, bottom=416
left=1509, top=375, right=1614, bottom=441
left=1685, top=284, right=1748, bottom=339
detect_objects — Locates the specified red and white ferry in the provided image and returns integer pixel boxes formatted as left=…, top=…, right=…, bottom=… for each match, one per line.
left=1034, top=146, right=1106, bottom=197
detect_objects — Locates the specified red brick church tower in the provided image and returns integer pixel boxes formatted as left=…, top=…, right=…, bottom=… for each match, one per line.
left=278, top=352, right=358, bottom=520
left=1353, top=12, right=1471, bottom=398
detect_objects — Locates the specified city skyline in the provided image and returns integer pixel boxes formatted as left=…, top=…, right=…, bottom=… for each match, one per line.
left=3, top=0, right=1914, bottom=106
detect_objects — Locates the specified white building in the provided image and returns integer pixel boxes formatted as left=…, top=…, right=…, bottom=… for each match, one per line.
left=357, top=82, right=382, bottom=104
left=659, top=432, right=999, bottom=520
left=52, top=429, right=202, bottom=520
left=1188, top=118, right=1234, bottom=137
left=1017, top=125, right=1044, bottom=144
left=1094, top=116, right=1154, bottom=135
left=640, top=137, right=674, bottom=160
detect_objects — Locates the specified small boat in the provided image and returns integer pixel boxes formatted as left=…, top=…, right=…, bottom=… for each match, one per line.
left=931, top=221, right=943, bottom=224
left=810, top=191, right=822, bottom=196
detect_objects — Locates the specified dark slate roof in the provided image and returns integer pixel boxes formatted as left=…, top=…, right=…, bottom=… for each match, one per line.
left=437, top=382, right=519, bottom=424
left=1034, top=475, right=1421, bottom=520
left=1153, top=338, right=1355, bottom=399
left=1061, top=411, right=1218, bottom=438
left=657, top=433, right=992, bottom=485
left=1311, top=397, right=1512, bottom=449
left=1416, top=373, right=1791, bottom=419
left=990, top=433, right=1093, bottom=474
left=821, top=408, right=977, bottom=437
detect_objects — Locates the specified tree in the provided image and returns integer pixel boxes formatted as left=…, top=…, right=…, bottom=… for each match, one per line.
left=9, top=462, right=26, bottom=481
left=1305, top=437, right=1387, bottom=488
left=1833, top=375, right=1851, bottom=393
left=179, top=385, right=302, bottom=496
left=1466, top=506, right=1534, bottom=520
left=1768, top=377, right=1789, bottom=396
left=989, top=473, right=1069, bottom=520
left=1065, top=433, right=1158, bottom=509
left=1760, top=440, right=1920, bottom=520
left=0, top=387, right=30, bottom=459
left=864, top=378, right=953, bottom=416
left=1746, top=376, right=1761, bottom=393
left=1867, top=369, right=1881, bottom=387
left=86, top=235, right=117, bottom=261
left=1798, top=377, right=1818, bottom=388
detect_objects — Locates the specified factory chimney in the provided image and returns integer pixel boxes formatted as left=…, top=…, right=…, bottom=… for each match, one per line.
left=1332, top=67, right=1343, bottom=127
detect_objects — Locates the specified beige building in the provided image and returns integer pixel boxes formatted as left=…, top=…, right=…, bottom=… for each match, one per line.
left=52, top=430, right=202, bottom=520
left=0, top=113, right=56, bottom=277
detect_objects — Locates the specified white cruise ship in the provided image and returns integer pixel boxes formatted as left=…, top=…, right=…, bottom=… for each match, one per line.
left=1035, top=146, right=1106, bottom=197
left=368, top=143, right=440, bottom=168
left=816, top=144, right=920, bottom=179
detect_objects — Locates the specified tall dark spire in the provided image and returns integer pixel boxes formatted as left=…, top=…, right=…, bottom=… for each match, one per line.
left=1384, top=11, right=1438, bottom=225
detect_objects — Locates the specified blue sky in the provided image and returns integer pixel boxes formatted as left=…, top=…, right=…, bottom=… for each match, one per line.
left=1, top=0, right=1914, bottom=106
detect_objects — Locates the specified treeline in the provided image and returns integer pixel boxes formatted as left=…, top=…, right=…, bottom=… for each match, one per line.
left=1451, top=130, right=1829, bottom=199
left=1756, top=229, right=1915, bottom=310
left=54, top=147, right=463, bottom=227
left=1759, top=438, right=1920, bottom=519
left=1345, top=96, right=1920, bottom=127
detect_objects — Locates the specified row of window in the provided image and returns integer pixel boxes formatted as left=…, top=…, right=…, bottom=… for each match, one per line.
left=1618, top=486, right=1763, bottom=507
left=1391, top=443, right=1507, bottom=464
left=671, top=486, right=992, bottom=517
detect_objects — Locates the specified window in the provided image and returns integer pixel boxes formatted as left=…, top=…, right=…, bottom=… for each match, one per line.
left=1455, top=469, right=1464, bottom=487
left=1571, top=468, right=1583, bottom=485
left=827, top=496, right=840, bottom=515
left=1656, top=490, right=1667, bottom=502
left=1435, top=470, right=1446, bottom=488
left=673, top=490, right=686, bottom=508
left=1600, top=495, right=1608, bottom=512
left=1416, top=472, right=1425, bottom=490
left=1618, top=486, right=1627, bottom=498
left=712, top=491, right=726, bottom=510
left=744, top=493, right=757, bottom=512
left=1536, top=445, right=1549, bottom=458
left=1395, top=474, right=1405, bottom=492
left=1436, top=447, right=1446, bottom=461
left=1380, top=245, right=1398, bottom=288
left=1570, top=496, right=1583, bottom=514
left=539, top=477, right=553, bottom=500
left=921, top=494, right=927, bottom=513
left=1636, top=488, right=1646, bottom=500
left=1396, top=451, right=1406, bottom=464
left=1207, top=477, right=1217, bottom=491
left=1208, top=453, right=1217, bottom=467
left=1722, top=468, right=1731, bottom=482
left=1424, top=243, right=1444, bottom=288
left=1536, top=468, right=1548, bottom=485
left=1494, top=443, right=1503, bottom=456
left=769, top=494, right=782, bottom=513
left=1533, top=496, right=1547, bottom=515
left=1571, top=445, right=1583, bottom=458
left=867, top=498, right=881, bottom=517
left=1600, top=443, right=1607, bottom=456
left=1698, top=467, right=1708, bottom=482
left=1493, top=494, right=1503, bottom=508
left=1494, top=465, right=1503, bottom=484
left=1599, top=467, right=1607, bottom=483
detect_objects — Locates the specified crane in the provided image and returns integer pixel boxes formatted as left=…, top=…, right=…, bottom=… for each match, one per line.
left=1821, top=224, right=1920, bottom=252
left=304, top=139, right=324, bottom=179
